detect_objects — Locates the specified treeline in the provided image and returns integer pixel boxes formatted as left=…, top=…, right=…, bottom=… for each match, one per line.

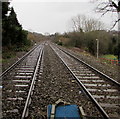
left=54, top=31, right=118, bottom=56
left=53, top=15, right=119, bottom=57
left=28, top=32, right=46, bottom=43
left=2, top=2, right=31, bottom=51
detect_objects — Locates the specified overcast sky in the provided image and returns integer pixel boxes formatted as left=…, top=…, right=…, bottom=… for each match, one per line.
left=11, top=0, right=118, bottom=34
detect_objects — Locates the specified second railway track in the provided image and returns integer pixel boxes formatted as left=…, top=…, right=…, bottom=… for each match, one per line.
left=2, top=43, right=44, bottom=118
left=50, top=43, right=120, bottom=119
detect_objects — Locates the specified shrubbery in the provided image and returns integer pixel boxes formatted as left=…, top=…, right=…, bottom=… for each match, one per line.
left=54, top=30, right=118, bottom=57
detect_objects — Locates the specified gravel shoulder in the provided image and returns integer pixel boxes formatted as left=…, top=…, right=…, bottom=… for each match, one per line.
left=2, top=51, right=26, bottom=72
left=1, top=44, right=37, bottom=73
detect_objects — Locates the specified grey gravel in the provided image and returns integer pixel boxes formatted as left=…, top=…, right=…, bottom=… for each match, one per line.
left=29, top=44, right=102, bottom=119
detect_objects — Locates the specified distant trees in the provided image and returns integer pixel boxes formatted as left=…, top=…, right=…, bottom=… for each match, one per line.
left=71, top=14, right=104, bottom=32
left=2, top=2, right=31, bottom=50
left=54, top=14, right=118, bottom=57
left=54, top=30, right=118, bottom=56
left=27, top=32, right=45, bottom=43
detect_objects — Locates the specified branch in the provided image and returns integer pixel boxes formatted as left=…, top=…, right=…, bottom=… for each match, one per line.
left=101, top=9, right=112, bottom=16
left=96, top=2, right=109, bottom=11
left=110, top=19, right=120, bottom=30
left=71, top=18, right=78, bottom=32
left=111, top=1, right=118, bottom=9
left=96, top=1, right=118, bottom=12
left=95, top=0, right=119, bottom=29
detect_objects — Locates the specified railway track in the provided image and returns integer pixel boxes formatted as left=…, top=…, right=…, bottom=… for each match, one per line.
left=27, top=43, right=103, bottom=118
left=1, top=41, right=120, bottom=119
left=50, top=43, right=120, bottom=119
left=1, top=43, right=44, bottom=118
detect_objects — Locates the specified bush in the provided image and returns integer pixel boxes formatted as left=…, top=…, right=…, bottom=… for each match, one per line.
left=53, top=30, right=118, bottom=57
left=58, top=42, right=63, bottom=46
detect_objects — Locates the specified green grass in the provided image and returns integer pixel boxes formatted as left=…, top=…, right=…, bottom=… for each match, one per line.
left=2, top=52, right=16, bottom=64
left=2, top=51, right=16, bottom=59
left=14, top=46, right=30, bottom=52
left=101, top=54, right=118, bottom=60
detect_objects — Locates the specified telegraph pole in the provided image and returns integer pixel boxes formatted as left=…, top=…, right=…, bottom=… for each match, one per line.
left=96, top=39, right=99, bottom=59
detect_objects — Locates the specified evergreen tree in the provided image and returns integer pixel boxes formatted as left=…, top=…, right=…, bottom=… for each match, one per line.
left=2, top=2, right=30, bottom=49
left=2, top=2, right=10, bottom=19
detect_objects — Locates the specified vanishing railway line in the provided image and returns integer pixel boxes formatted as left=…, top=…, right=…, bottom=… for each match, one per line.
left=50, top=43, right=120, bottom=119
left=1, top=43, right=44, bottom=118
left=1, top=41, right=120, bottom=119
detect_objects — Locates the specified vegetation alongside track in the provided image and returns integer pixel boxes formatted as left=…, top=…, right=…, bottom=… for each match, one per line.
left=2, top=1, right=45, bottom=71
left=53, top=30, right=118, bottom=58
left=101, top=54, right=118, bottom=60
left=51, top=14, right=119, bottom=63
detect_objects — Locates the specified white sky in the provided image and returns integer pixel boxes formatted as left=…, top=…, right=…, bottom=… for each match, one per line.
left=11, top=0, right=92, bottom=2
left=11, top=0, right=118, bottom=34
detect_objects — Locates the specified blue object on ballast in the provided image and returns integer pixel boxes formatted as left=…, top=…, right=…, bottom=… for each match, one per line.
left=47, top=104, right=81, bottom=119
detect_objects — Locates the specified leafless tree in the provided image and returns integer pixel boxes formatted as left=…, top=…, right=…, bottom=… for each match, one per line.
left=92, top=0, right=120, bottom=63
left=71, top=14, right=104, bottom=32
left=94, top=0, right=120, bottom=29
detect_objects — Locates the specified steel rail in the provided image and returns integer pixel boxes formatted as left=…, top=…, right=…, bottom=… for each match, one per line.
left=50, top=44, right=110, bottom=119
left=0, top=44, right=40, bottom=78
left=58, top=46, right=120, bottom=87
left=21, top=45, right=44, bottom=119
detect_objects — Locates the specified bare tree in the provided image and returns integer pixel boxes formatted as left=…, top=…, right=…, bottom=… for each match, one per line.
left=71, top=14, right=104, bottom=32
left=95, top=0, right=120, bottom=29
left=93, top=0, right=120, bottom=64
left=71, top=15, right=84, bottom=32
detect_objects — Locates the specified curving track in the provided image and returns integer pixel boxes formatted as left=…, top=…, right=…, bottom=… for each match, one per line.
left=50, top=43, right=120, bottom=119
left=1, top=43, right=44, bottom=118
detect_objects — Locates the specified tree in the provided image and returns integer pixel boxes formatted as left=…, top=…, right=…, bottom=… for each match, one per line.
left=2, top=2, right=10, bottom=19
left=71, top=14, right=104, bottom=32
left=95, top=0, right=120, bottom=28
left=2, top=2, right=30, bottom=49
left=9, top=7, right=21, bottom=27
left=94, top=0, right=120, bottom=63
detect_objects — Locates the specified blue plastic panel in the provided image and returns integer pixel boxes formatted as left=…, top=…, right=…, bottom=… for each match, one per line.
left=47, top=105, right=81, bottom=119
